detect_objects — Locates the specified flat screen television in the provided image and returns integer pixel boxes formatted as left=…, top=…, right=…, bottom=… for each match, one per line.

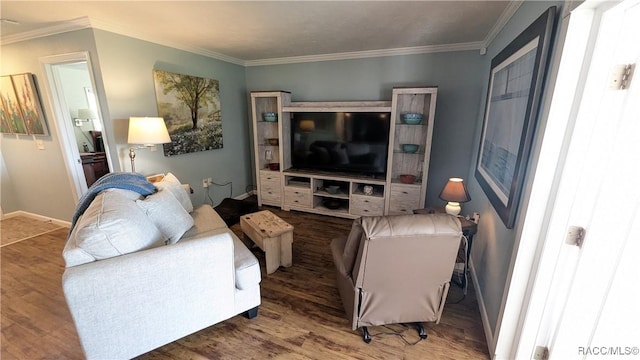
left=291, top=112, right=391, bottom=176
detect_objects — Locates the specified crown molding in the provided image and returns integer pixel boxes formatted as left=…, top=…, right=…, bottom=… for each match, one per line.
left=2, top=3, right=521, bottom=66
left=244, top=42, right=485, bottom=67
left=87, top=18, right=246, bottom=66
left=0, top=17, right=91, bottom=45
left=482, top=0, right=524, bottom=50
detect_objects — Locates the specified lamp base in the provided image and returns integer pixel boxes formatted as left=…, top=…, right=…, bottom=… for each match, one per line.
left=129, top=147, right=136, bottom=173
left=445, top=202, right=461, bottom=216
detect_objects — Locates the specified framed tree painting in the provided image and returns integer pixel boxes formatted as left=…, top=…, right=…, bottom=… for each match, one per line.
left=152, top=69, right=223, bottom=156
left=475, top=6, right=556, bottom=229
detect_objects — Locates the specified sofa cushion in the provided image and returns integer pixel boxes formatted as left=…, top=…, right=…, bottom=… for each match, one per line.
left=230, top=232, right=261, bottom=290
left=182, top=204, right=228, bottom=239
left=179, top=204, right=260, bottom=290
left=137, top=189, right=194, bottom=244
left=63, top=189, right=166, bottom=267
left=154, top=172, right=193, bottom=213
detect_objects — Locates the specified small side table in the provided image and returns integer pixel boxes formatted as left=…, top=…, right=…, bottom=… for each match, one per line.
left=240, top=210, right=294, bottom=275
left=413, top=208, right=478, bottom=290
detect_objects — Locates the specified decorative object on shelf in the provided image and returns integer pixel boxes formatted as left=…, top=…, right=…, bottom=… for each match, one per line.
left=401, top=113, right=423, bottom=125
left=267, top=162, right=280, bottom=171
left=323, top=199, right=342, bottom=210
left=401, top=144, right=419, bottom=153
left=0, top=73, right=49, bottom=135
left=363, top=185, right=374, bottom=196
left=265, top=149, right=273, bottom=162
left=266, top=138, right=279, bottom=145
left=263, top=112, right=278, bottom=122
left=399, top=174, right=417, bottom=184
left=127, top=117, right=171, bottom=173
left=439, top=177, right=471, bottom=216
left=153, top=69, right=223, bottom=156
left=475, top=6, right=556, bottom=229
left=325, top=185, right=340, bottom=194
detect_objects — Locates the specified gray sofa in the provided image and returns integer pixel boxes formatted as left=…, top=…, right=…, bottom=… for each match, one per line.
left=61, top=173, right=261, bottom=359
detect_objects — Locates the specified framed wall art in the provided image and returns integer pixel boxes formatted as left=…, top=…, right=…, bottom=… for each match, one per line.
left=153, top=69, right=223, bottom=156
left=0, top=73, right=49, bottom=136
left=475, top=6, right=556, bottom=229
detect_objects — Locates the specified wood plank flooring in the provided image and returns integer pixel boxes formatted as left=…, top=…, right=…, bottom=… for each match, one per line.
left=1, top=209, right=489, bottom=359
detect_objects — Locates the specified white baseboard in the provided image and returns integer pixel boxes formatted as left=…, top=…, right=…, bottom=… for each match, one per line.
left=233, top=191, right=255, bottom=200
left=470, top=258, right=495, bottom=357
left=2, top=210, right=71, bottom=228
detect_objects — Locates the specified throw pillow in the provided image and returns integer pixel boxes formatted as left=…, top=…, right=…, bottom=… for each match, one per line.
left=154, top=172, right=193, bottom=213
left=137, top=189, right=194, bottom=244
left=64, top=189, right=166, bottom=266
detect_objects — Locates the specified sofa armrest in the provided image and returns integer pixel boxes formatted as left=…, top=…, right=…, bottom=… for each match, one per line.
left=62, top=231, right=236, bottom=359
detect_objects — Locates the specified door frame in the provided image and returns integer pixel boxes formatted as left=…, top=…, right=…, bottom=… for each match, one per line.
left=39, top=51, right=112, bottom=202
left=492, top=0, right=638, bottom=358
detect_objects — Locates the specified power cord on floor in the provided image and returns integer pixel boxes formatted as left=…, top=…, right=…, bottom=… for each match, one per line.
left=366, top=324, right=425, bottom=346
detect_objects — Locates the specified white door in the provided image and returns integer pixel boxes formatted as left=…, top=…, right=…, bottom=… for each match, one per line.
left=40, top=52, right=112, bottom=202
left=522, top=1, right=640, bottom=358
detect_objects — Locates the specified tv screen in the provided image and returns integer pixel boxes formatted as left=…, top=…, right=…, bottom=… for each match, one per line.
left=291, top=112, right=390, bottom=176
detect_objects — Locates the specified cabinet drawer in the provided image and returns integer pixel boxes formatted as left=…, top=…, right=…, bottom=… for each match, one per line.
left=259, top=170, right=281, bottom=187
left=389, top=185, right=421, bottom=215
left=260, top=186, right=281, bottom=204
left=350, top=195, right=385, bottom=216
left=259, top=171, right=281, bottom=203
left=284, top=187, right=311, bottom=207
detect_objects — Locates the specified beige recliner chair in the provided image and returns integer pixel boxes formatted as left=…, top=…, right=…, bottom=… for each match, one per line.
left=330, top=214, right=462, bottom=343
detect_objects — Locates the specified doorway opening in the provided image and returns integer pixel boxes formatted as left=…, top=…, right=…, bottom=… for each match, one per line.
left=40, top=52, right=112, bottom=201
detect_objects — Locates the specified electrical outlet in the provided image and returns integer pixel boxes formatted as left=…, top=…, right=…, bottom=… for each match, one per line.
left=202, top=178, right=209, bottom=188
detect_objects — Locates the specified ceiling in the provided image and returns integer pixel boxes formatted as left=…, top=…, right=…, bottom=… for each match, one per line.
left=1, top=1, right=518, bottom=66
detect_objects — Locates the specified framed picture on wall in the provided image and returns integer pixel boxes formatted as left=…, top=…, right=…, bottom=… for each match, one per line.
left=152, top=69, right=223, bottom=156
left=0, top=73, right=49, bottom=136
left=12, top=73, right=49, bottom=136
left=1, top=75, right=27, bottom=134
left=475, top=6, right=556, bottom=229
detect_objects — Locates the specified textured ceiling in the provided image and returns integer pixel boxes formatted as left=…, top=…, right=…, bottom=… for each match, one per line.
left=1, top=1, right=516, bottom=65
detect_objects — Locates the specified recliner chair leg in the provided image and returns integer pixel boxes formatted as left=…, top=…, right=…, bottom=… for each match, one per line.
left=416, top=322, right=427, bottom=340
left=362, top=326, right=372, bottom=343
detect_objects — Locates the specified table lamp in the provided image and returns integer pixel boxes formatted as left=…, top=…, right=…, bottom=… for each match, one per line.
left=127, top=117, right=171, bottom=173
left=439, top=177, right=471, bottom=216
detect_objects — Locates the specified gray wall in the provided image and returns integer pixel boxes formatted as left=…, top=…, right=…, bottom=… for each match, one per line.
left=464, top=0, right=564, bottom=337
left=246, top=51, right=486, bottom=207
left=92, top=30, right=251, bottom=206
left=1, top=29, right=99, bottom=220
left=1, top=29, right=252, bottom=221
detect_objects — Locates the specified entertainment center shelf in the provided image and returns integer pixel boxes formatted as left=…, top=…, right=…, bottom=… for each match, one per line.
left=250, top=87, right=437, bottom=219
left=283, top=101, right=391, bottom=113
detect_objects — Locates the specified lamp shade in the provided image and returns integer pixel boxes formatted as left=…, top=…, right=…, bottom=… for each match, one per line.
left=127, top=117, right=171, bottom=145
left=300, top=119, right=315, bottom=132
left=439, top=177, right=471, bottom=203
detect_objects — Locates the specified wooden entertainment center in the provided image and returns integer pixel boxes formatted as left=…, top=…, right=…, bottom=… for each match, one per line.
left=250, top=87, right=437, bottom=219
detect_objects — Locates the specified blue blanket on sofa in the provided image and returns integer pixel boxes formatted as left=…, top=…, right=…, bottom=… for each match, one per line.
left=69, top=172, right=157, bottom=234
